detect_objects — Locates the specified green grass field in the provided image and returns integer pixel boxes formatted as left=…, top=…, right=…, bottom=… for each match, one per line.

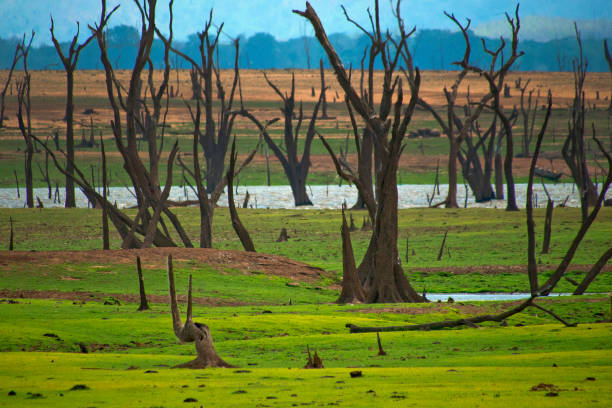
left=1, top=203, right=611, bottom=407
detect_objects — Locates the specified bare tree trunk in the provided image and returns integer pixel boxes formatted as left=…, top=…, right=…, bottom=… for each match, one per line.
left=563, top=26, right=598, bottom=219
left=319, top=59, right=330, bottom=119
left=336, top=205, right=365, bottom=304
left=15, top=35, right=35, bottom=209
left=539, top=136, right=612, bottom=295
left=101, top=138, right=110, bottom=250
left=541, top=198, right=553, bottom=254
left=136, top=256, right=150, bottom=311
left=51, top=15, right=100, bottom=207
left=9, top=216, right=14, bottom=251
left=296, top=1, right=425, bottom=302
left=494, top=134, right=505, bottom=199
left=504, top=118, right=518, bottom=211
left=226, top=140, right=255, bottom=252
left=64, top=73, right=76, bottom=208
left=0, top=42, right=21, bottom=128
left=603, top=40, right=612, bottom=112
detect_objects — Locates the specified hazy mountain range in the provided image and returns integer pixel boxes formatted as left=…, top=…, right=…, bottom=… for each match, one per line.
left=1, top=0, right=610, bottom=72
left=2, top=0, right=610, bottom=44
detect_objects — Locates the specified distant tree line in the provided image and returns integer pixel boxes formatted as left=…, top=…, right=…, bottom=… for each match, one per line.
left=0, top=26, right=609, bottom=72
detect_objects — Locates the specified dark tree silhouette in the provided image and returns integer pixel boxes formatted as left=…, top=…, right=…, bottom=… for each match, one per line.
left=0, top=41, right=22, bottom=128
left=169, top=11, right=241, bottom=195
left=51, top=10, right=110, bottom=207
left=296, top=0, right=424, bottom=302
left=91, top=0, right=193, bottom=247
left=15, top=33, right=35, bottom=209
left=563, top=25, right=598, bottom=221
left=242, top=72, right=323, bottom=206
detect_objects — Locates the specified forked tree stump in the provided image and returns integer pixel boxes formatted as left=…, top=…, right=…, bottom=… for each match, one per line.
left=167, top=255, right=233, bottom=368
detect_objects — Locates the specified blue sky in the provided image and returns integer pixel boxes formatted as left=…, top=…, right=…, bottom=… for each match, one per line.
left=1, top=0, right=611, bottom=44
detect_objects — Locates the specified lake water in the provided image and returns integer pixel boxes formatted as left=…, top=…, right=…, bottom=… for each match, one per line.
left=423, top=292, right=580, bottom=302
left=1, top=183, right=609, bottom=209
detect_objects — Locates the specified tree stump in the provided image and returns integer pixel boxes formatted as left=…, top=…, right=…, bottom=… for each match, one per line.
left=167, top=255, right=232, bottom=368
left=276, top=228, right=288, bottom=242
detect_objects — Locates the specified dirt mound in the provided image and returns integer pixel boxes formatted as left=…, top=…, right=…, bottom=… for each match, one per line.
left=0, top=289, right=244, bottom=306
left=0, top=247, right=332, bottom=284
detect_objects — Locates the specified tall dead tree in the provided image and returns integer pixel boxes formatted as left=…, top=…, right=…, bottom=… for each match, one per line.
left=319, top=59, right=331, bottom=119
left=226, top=139, right=256, bottom=252
left=563, top=25, right=598, bottom=221
left=15, top=33, right=35, bottom=209
left=339, top=43, right=380, bottom=215
left=517, top=79, right=539, bottom=157
left=296, top=0, right=424, bottom=302
left=346, top=94, right=610, bottom=333
left=167, top=255, right=232, bottom=368
left=254, top=72, right=323, bottom=206
left=457, top=107, right=497, bottom=202
left=92, top=0, right=193, bottom=248
left=168, top=11, right=241, bottom=194
left=0, top=41, right=22, bottom=128
left=455, top=6, right=524, bottom=211
left=413, top=10, right=520, bottom=207
left=604, top=40, right=612, bottom=113
left=51, top=13, right=107, bottom=208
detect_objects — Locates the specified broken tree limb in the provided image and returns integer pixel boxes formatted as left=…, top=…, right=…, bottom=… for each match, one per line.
left=530, top=302, right=576, bottom=327
left=541, top=198, right=553, bottom=254
left=336, top=204, right=366, bottom=304
left=226, top=139, right=255, bottom=252
left=573, top=247, right=612, bottom=295
left=9, top=216, right=14, bottom=251
left=437, top=231, right=448, bottom=261
left=346, top=297, right=534, bottom=333
left=376, top=332, right=387, bottom=356
left=136, top=256, right=150, bottom=311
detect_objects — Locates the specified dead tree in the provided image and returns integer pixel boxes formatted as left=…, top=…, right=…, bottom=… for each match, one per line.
left=517, top=79, right=540, bottom=157
left=242, top=72, right=324, bottom=206
left=226, top=139, right=256, bottom=252
left=0, top=41, right=22, bottom=128
left=51, top=12, right=108, bottom=208
left=457, top=110, right=497, bottom=202
left=563, top=25, right=598, bottom=221
left=101, top=137, right=110, bottom=250
left=336, top=205, right=366, bottom=304
left=168, top=11, right=241, bottom=194
left=9, top=217, right=14, bottom=251
left=452, top=6, right=524, bottom=211
left=167, top=255, right=232, bottom=368
left=179, top=98, right=260, bottom=248
left=337, top=44, right=378, bottom=215
left=319, top=59, right=331, bottom=119
left=296, top=0, right=424, bottom=302
left=15, top=33, right=35, bottom=209
left=136, top=256, right=150, bottom=311
left=36, top=132, right=178, bottom=248
left=93, top=0, right=192, bottom=248
left=541, top=190, right=554, bottom=254
left=540, top=133, right=612, bottom=294
left=413, top=10, right=520, bottom=207
left=604, top=40, right=612, bottom=113
left=346, top=94, right=609, bottom=332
